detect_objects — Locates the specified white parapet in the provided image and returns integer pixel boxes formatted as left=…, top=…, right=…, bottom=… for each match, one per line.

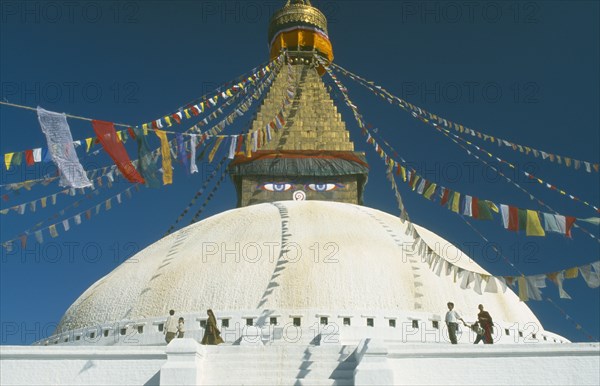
left=1, top=341, right=598, bottom=385
left=160, top=339, right=206, bottom=386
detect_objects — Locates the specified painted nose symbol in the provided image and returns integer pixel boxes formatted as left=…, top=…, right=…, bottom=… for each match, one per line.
left=293, top=190, right=306, bottom=201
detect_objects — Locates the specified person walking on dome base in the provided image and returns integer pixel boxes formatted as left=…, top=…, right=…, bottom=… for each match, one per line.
left=477, top=304, right=494, bottom=344
left=164, top=309, right=178, bottom=344
left=445, top=302, right=466, bottom=344
left=177, top=317, right=185, bottom=338
left=201, top=309, right=224, bottom=345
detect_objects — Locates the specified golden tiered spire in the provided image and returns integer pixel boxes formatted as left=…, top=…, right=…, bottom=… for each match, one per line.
left=228, top=1, right=367, bottom=207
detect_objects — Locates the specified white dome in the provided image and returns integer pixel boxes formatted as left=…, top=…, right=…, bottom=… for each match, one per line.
left=57, top=201, right=541, bottom=331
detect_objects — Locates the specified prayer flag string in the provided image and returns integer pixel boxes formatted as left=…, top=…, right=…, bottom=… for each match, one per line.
left=331, top=62, right=599, bottom=174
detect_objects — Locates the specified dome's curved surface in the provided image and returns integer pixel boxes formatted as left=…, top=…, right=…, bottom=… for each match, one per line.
left=58, top=201, right=540, bottom=331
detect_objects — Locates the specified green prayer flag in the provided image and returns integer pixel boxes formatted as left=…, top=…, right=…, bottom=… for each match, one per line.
left=478, top=200, right=494, bottom=220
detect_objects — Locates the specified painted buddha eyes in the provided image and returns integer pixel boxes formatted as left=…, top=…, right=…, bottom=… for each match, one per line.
left=259, top=183, right=343, bottom=192
left=261, top=183, right=293, bottom=192
left=307, top=183, right=338, bottom=192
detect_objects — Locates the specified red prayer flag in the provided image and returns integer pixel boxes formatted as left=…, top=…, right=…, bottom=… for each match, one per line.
left=472, top=197, right=479, bottom=219
left=440, top=188, right=451, bottom=206
left=565, top=216, right=576, bottom=238
left=91, top=120, right=145, bottom=184
left=127, top=128, right=137, bottom=139
left=236, top=135, right=243, bottom=153
left=25, top=150, right=34, bottom=166
left=508, top=206, right=519, bottom=231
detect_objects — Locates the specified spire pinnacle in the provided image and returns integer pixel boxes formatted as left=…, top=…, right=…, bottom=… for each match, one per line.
left=269, top=0, right=333, bottom=64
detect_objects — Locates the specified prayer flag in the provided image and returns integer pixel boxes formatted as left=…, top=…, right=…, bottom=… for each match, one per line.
left=547, top=272, right=571, bottom=299
left=451, top=192, right=460, bottom=213
left=526, top=210, right=545, bottom=236
left=133, top=127, right=160, bottom=188
left=423, top=183, right=437, bottom=200
left=564, top=267, right=579, bottom=279
left=154, top=129, right=173, bottom=185
left=12, top=152, right=22, bottom=167
left=49, top=224, right=58, bottom=238
left=190, top=134, right=199, bottom=174
left=228, top=136, right=237, bottom=159
left=34, top=230, right=44, bottom=244
left=33, top=148, right=42, bottom=162
left=542, top=213, right=576, bottom=238
left=463, top=195, right=473, bottom=217
left=37, top=107, right=92, bottom=188
left=208, top=137, right=224, bottom=163
left=440, top=188, right=450, bottom=206
left=518, top=209, right=527, bottom=231
left=176, top=133, right=189, bottom=174
left=477, top=200, right=494, bottom=221
left=500, top=205, right=519, bottom=231
left=4, top=153, right=14, bottom=170
left=92, top=120, right=145, bottom=184
left=25, top=150, right=34, bottom=166
left=580, top=262, right=600, bottom=288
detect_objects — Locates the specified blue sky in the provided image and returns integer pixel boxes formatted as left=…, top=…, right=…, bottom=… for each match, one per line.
left=1, top=1, right=598, bottom=345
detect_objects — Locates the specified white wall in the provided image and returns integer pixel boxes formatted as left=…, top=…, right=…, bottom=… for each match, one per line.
left=386, top=343, right=600, bottom=385
left=1, top=341, right=598, bottom=385
left=0, top=346, right=166, bottom=386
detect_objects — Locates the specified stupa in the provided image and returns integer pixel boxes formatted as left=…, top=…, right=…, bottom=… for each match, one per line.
left=1, top=1, right=598, bottom=385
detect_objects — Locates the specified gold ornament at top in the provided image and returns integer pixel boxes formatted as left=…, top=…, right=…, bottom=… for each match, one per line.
left=268, top=0, right=328, bottom=43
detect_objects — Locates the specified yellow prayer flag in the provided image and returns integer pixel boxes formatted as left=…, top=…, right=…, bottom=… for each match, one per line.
left=423, top=183, right=437, bottom=199
left=154, top=129, right=172, bottom=185
left=517, top=276, right=528, bottom=301
left=184, top=109, right=191, bottom=119
left=488, top=202, right=499, bottom=213
left=564, top=267, right=579, bottom=279
left=208, top=137, right=224, bottom=163
left=85, top=137, right=94, bottom=152
left=245, top=133, right=252, bottom=158
left=41, top=197, right=47, bottom=208
left=49, top=224, right=58, bottom=238
left=451, top=192, right=460, bottom=213
left=164, top=116, right=172, bottom=127
left=116, top=131, right=122, bottom=142
left=4, top=153, right=14, bottom=170
left=401, top=166, right=406, bottom=182
left=525, top=210, right=545, bottom=236
left=411, top=176, right=420, bottom=191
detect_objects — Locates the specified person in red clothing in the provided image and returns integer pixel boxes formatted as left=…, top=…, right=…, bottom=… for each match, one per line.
left=477, top=304, right=494, bottom=344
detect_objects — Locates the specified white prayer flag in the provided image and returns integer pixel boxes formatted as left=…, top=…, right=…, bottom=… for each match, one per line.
left=190, top=134, right=199, bottom=174
left=37, top=107, right=92, bottom=188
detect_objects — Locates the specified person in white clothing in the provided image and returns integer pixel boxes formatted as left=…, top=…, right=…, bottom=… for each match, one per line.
left=164, top=309, right=178, bottom=344
left=445, top=302, right=466, bottom=344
